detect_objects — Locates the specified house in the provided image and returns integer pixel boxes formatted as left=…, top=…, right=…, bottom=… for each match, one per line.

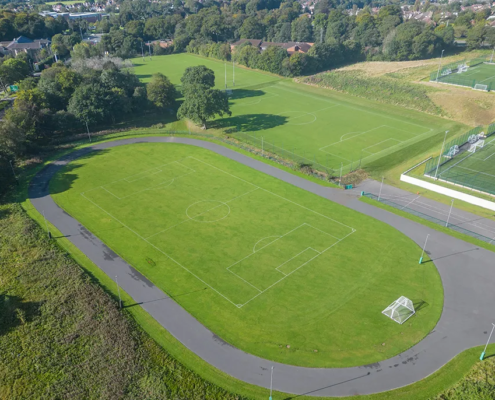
left=148, top=39, right=174, bottom=49
left=230, top=39, right=262, bottom=50
left=261, top=41, right=314, bottom=54
left=0, top=36, right=51, bottom=57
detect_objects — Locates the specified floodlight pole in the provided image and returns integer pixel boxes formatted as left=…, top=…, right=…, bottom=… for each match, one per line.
left=419, top=233, right=429, bottom=264
left=269, top=366, right=274, bottom=400
left=115, top=275, right=122, bottom=309
left=436, top=49, right=445, bottom=82
left=42, top=210, right=51, bottom=239
left=339, top=162, right=343, bottom=187
left=378, top=176, right=384, bottom=201
left=446, top=199, right=454, bottom=227
left=491, top=46, right=495, bottom=64
left=85, top=121, right=92, bottom=142
left=224, top=61, right=227, bottom=90
left=435, top=130, right=449, bottom=180
left=148, top=42, right=152, bottom=60
left=480, top=323, right=495, bottom=360
left=141, top=41, right=145, bottom=61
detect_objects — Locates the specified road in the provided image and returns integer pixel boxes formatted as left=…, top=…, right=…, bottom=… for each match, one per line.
left=28, top=137, right=495, bottom=397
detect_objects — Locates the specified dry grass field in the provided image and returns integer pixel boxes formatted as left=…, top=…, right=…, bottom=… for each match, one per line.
left=332, top=51, right=495, bottom=126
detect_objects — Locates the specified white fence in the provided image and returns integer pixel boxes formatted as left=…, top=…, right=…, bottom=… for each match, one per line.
left=400, top=174, right=495, bottom=212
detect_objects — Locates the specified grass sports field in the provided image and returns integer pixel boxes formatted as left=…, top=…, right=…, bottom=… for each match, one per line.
left=437, top=62, right=495, bottom=90
left=431, top=138, right=495, bottom=196
left=131, top=54, right=462, bottom=174
left=50, top=142, right=443, bottom=368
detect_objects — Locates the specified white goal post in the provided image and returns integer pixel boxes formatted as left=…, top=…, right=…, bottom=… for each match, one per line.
left=468, top=140, right=485, bottom=153
left=382, top=296, right=415, bottom=324
left=474, top=84, right=489, bottom=91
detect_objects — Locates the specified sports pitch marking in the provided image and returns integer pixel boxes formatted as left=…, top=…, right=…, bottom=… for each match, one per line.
left=319, top=124, right=433, bottom=167
left=80, top=156, right=355, bottom=308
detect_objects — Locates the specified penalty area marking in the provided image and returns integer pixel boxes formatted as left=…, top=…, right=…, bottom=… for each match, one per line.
left=80, top=156, right=356, bottom=308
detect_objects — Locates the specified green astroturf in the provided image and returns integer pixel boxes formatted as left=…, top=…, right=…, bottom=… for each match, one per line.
left=50, top=142, right=443, bottom=368
left=130, top=53, right=460, bottom=174
left=434, top=138, right=495, bottom=196
left=439, top=62, right=495, bottom=88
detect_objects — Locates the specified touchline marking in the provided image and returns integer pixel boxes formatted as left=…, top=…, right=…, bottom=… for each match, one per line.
left=80, top=192, right=240, bottom=307
left=190, top=157, right=356, bottom=233
left=81, top=157, right=356, bottom=308
left=361, top=138, right=402, bottom=155
left=82, top=159, right=196, bottom=195
left=272, top=83, right=432, bottom=130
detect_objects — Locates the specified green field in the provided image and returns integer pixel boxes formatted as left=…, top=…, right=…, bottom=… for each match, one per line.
left=131, top=54, right=462, bottom=174
left=437, top=62, right=495, bottom=90
left=427, top=137, right=495, bottom=196
left=51, top=142, right=443, bottom=368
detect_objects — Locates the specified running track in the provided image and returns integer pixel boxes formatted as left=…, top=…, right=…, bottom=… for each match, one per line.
left=28, top=137, right=495, bottom=397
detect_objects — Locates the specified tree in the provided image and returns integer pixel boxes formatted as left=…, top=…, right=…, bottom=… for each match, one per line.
left=146, top=73, right=177, bottom=109
left=68, top=83, right=108, bottom=124
left=0, top=58, right=30, bottom=86
left=125, top=20, right=144, bottom=38
left=176, top=66, right=231, bottom=129
left=291, top=15, right=313, bottom=42
left=239, top=17, right=265, bottom=39
left=467, top=23, right=486, bottom=50
left=257, top=46, right=287, bottom=74
left=180, top=65, right=215, bottom=93
left=177, top=88, right=230, bottom=129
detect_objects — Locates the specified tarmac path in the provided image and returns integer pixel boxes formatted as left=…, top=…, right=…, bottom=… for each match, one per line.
left=28, top=137, right=495, bottom=397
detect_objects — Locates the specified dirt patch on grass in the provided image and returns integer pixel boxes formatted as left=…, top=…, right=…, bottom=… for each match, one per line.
left=423, top=82, right=495, bottom=125
left=336, top=60, right=440, bottom=77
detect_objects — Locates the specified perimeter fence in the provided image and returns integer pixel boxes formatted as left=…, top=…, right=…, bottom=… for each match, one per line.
left=423, top=126, right=487, bottom=176
left=362, top=192, right=495, bottom=245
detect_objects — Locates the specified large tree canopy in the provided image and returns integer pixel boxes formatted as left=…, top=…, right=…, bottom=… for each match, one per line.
left=177, top=65, right=231, bottom=129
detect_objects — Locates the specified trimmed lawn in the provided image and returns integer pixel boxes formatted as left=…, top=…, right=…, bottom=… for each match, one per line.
left=131, top=54, right=465, bottom=175
left=50, top=142, right=443, bottom=368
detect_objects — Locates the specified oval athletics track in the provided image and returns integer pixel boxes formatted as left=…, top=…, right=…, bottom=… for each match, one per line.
left=29, top=137, right=495, bottom=397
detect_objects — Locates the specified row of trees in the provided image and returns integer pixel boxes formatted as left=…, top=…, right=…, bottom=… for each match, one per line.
left=0, top=60, right=230, bottom=194
left=0, top=11, right=67, bottom=40
left=186, top=39, right=360, bottom=77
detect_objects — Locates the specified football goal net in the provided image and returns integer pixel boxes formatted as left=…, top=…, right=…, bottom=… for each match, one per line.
left=382, top=296, right=415, bottom=324
left=474, top=84, right=489, bottom=91
left=468, top=140, right=485, bottom=153
left=445, top=145, right=459, bottom=158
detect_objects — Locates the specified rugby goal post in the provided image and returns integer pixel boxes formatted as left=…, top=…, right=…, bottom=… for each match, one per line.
left=382, top=296, right=415, bottom=324
left=474, top=83, right=489, bottom=91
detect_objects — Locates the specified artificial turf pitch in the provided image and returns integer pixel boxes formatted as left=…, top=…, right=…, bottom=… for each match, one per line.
left=433, top=138, right=495, bottom=196
left=439, top=62, right=495, bottom=89
left=51, top=142, right=443, bottom=368
left=131, top=54, right=460, bottom=174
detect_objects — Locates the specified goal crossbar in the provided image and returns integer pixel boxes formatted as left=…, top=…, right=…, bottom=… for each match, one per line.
left=382, top=296, right=415, bottom=324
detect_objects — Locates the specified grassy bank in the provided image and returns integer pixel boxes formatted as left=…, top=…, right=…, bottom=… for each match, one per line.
left=301, top=71, right=442, bottom=115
